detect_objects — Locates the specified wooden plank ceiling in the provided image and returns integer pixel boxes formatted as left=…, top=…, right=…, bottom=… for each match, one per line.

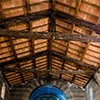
left=0, top=0, right=100, bottom=88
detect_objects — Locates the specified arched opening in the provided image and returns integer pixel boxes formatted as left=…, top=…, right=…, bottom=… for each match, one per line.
left=29, top=84, right=67, bottom=100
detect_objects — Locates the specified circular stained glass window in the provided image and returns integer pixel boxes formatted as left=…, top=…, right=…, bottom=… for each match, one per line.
left=29, top=84, right=67, bottom=100
left=36, top=94, right=59, bottom=100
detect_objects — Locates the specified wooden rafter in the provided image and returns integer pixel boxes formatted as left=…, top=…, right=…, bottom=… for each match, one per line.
left=76, top=0, right=82, bottom=14
left=56, top=10, right=100, bottom=34
left=29, top=25, right=37, bottom=78
left=0, top=2, right=5, bottom=19
left=52, top=50, right=98, bottom=71
left=0, top=2, right=10, bottom=86
left=0, top=50, right=49, bottom=67
left=0, top=9, right=99, bottom=34
left=59, top=42, right=70, bottom=79
left=81, top=33, right=99, bottom=87
left=29, top=40, right=37, bottom=77
left=24, top=0, right=37, bottom=78
left=9, top=38, right=25, bottom=83
left=83, top=75, right=94, bottom=88
left=0, top=3, right=25, bottom=84
left=47, top=0, right=56, bottom=79
left=0, top=68, right=95, bottom=75
left=0, top=29, right=100, bottom=42
left=49, top=0, right=56, bottom=32
left=0, top=10, right=51, bottom=27
left=0, top=50, right=98, bottom=72
left=25, top=0, right=30, bottom=13
left=68, top=23, right=77, bottom=83
left=1, top=71, right=11, bottom=87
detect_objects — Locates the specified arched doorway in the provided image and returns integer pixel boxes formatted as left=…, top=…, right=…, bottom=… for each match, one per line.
left=29, top=84, right=67, bottom=100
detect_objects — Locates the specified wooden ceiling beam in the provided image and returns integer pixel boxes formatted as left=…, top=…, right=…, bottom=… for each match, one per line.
left=0, top=50, right=49, bottom=67
left=9, top=38, right=25, bottom=83
left=52, top=50, right=98, bottom=71
left=56, top=10, right=100, bottom=34
left=24, top=0, right=37, bottom=78
left=76, top=0, right=82, bottom=14
left=83, top=75, right=94, bottom=88
left=59, top=42, right=69, bottom=79
left=0, top=4, right=25, bottom=85
left=49, top=0, right=56, bottom=32
left=0, top=50, right=98, bottom=73
left=1, top=71, right=11, bottom=87
left=0, top=2, right=5, bottom=19
left=0, top=10, right=51, bottom=27
left=0, top=68, right=95, bottom=75
left=0, top=8, right=99, bottom=34
left=47, top=0, right=56, bottom=79
left=0, top=29, right=100, bottom=42
left=29, top=33, right=37, bottom=78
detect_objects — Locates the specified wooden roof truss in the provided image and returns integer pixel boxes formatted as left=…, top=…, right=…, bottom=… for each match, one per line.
left=0, top=0, right=100, bottom=88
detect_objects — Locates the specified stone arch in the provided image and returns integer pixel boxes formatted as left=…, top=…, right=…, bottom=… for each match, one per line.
left=9, top=78, right=86, bottom=100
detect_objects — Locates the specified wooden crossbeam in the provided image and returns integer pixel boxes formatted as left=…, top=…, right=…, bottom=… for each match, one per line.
left=0, top=68, right=95, bottom=75
left=0, top=50, right=98, bottom=72
left=0, top=9, right=99, bottom=34
left=52, top=50, right=98, bottom=71
left=0, top=8, right=99, bottom=34
left=56, top=10, right=100, bottom=34
left=0, top=10, right=51, bottom=27
left=0, top=29, right=100, bottom=42
left=0, top=50, right=49, bottom=67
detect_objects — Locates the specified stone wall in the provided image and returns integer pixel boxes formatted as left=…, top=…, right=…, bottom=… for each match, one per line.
left=0, top=72, right=9, bottom=100
left=9, top=78, right=87, bottom=100
left=86, top=79, right=100, bottom=100
left=8, top=78, right=100, bottom=100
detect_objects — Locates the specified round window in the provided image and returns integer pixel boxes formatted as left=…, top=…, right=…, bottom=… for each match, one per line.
left=29, top=84, right=67, bottom=100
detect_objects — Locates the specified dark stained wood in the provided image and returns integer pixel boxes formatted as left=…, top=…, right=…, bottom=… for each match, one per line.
left=24, top=0, right=37, bottom=78
left=0, top=50, right=49, bottom=67
left=47, top=40, right=52, bottom=69
left=52, top=50, right=98, bottom=71
left=0, top=2, right=5, bottom=19
left=0, top=50, right=97, bottom=73
left=0, top=29, right=100, bottom=42
left=0, top=10, right=51, bottom=27
left=0, top=68, right=95, bottom=75
left=9, top=38, right=25, bottom=83
left=1, top=71, right=11, bottom=87
left=59, top=42, right=69, bottom=79
left=47, top=0, right=56, bottom=79
left=0, top=9, right=99, bottom=34
left=29, top=39, right=37, bottom=78
left=56, top=10, right=100, bottom=34
left=83, top=75, right=94, bottom=88
left=49, top=0, right=56, bottom=32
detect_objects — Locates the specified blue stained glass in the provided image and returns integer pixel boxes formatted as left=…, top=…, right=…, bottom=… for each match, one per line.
left=36, top=94, right=59, bottom=100
left=29, top=84, right=67, bottom=100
